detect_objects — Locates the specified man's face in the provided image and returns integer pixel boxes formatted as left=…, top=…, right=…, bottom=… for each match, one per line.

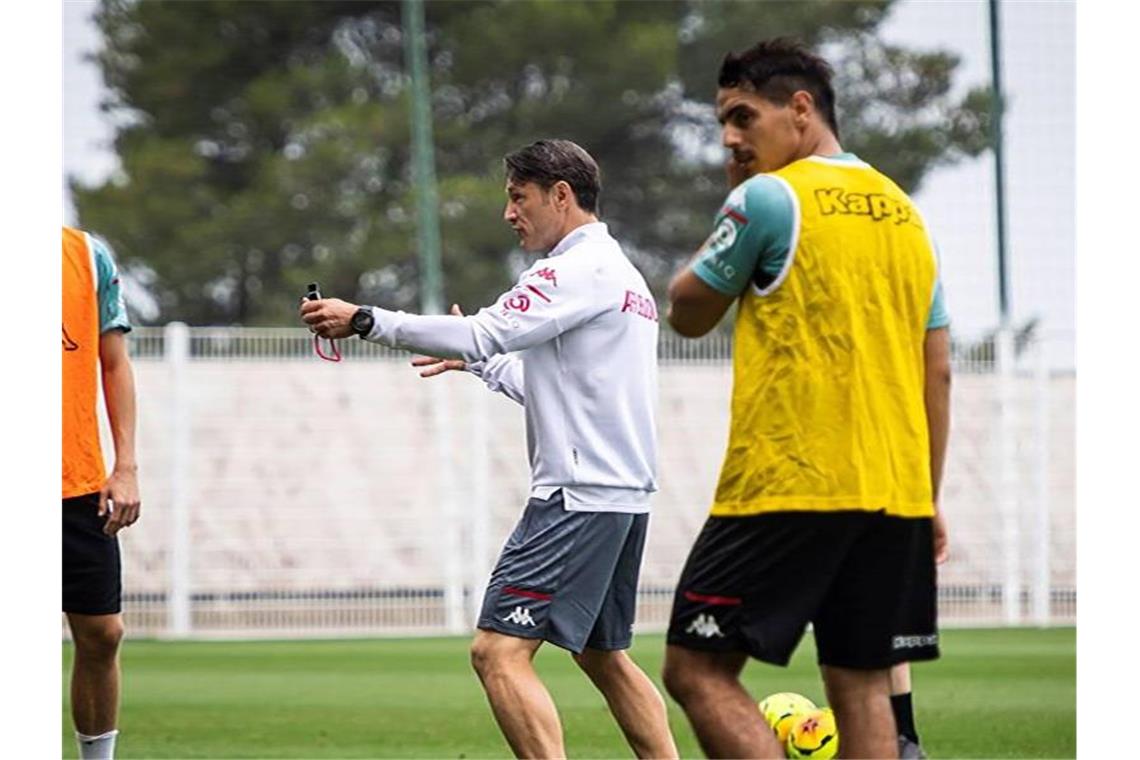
left=503, top=179, right=563, bottom=253
left=716, top=86, right=802, bottom=176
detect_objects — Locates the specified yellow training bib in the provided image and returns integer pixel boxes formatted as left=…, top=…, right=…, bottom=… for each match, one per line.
left=710, top=156, right=938, bottom=519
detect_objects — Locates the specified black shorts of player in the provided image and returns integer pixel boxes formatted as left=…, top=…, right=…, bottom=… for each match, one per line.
left=666, top=510, right=938, bottom=670
left=478, top=489, right=648, bottom=654
left=63, top=493, right=122, bottom=615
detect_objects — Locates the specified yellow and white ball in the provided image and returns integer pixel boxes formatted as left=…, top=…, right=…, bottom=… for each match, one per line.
left=785, top=707, right=839, bottom=759
left=758, top=692, right=817, bottom=745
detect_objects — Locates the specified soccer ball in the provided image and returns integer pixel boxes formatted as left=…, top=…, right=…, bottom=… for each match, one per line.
left=785, top=707, right=839, bottom=759
left=758, top=692, right=817, bottom=744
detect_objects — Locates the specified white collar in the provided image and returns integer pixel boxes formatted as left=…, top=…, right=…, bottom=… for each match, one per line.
left=548, top=222, right=609, bottom=257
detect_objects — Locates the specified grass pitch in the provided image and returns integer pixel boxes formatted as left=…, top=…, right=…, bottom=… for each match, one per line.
left=62, top=627, right=1074, bottom=758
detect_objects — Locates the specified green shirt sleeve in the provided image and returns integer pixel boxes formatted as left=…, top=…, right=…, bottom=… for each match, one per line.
left=91, top=236, right=132, bottom=334
left=691, top=175, right=795, bottom=297
left=926, top=241, right=950, bottom=330
left=927, top=279, right=949, bottom=330
left=692, top=170, right=951, bottom=329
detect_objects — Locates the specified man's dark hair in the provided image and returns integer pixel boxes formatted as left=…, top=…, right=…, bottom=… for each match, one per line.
left=718, top=38, right=840, bottom=139
left=504, top=139, right=601, bottom=213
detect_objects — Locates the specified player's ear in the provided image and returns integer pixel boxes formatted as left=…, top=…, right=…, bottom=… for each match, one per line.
left=554, top=180, right=573, bottom=210
left=791, top=90, right=814, bottom=127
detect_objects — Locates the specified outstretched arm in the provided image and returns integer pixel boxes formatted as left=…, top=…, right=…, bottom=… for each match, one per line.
left=300, top=255, right=607, bottom=363
left=471, top=354, right=525, bottom=405
left=409, top=304, right=472, bottom=377
left=408, top=305, right=526, bottom=405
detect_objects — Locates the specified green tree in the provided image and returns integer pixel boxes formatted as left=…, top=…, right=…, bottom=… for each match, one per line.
left=72, top=0, right=990, bottom=326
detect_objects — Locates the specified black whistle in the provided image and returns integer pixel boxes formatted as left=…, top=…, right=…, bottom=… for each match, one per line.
left=306, top=282, right=322, bottom=301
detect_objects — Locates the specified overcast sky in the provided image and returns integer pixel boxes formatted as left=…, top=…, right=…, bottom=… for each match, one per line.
left=62, top=0, right=1076, bottom=366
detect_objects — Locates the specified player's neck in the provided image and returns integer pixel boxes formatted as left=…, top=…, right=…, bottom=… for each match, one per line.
left=800, top=127, right=843, bottom=162
left=550, top=211, right=600, bottom=249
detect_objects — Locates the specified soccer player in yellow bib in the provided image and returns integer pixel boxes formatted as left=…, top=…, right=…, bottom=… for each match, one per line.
left=661, top=39, right=950, bottom=759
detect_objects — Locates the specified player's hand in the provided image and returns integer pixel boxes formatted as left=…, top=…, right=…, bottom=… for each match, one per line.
left=100, top=466, right=141, bottom=536
left=411, top=304, right=467, bottom=377
left=300, top=297, right=356, bottom=339
left=932, top=507, right=949, bottom=564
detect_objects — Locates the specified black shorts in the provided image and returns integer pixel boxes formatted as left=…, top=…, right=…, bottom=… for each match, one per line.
left=666, top=510, right=938, bottom=670
left=62, top=493, right=122, bottom=615
left=478, top=490, right=648, bottom=654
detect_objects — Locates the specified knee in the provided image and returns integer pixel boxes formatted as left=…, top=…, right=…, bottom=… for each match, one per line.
left=820, top=665, right=892, bottom=712
left=469, top=638, right=493, bottom=678
left=662, top=647, right=740, bottom=706
left=73, top=618, right=124, bottom=661
left=572, top=649, right=623, bottom=683
left=470, top=633, right=513, bottom=680
left=571, top=648, right=602, bottom=673
left=661, top=656, right=697, bottom=705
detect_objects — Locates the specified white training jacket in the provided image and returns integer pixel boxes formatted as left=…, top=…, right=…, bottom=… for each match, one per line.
left=363, top=222, right=659, bottom=513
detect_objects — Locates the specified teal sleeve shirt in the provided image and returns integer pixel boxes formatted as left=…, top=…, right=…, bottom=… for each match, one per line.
left=692, top=159, right=949, bottom=330
left=90, top=236, right=131, bottom=334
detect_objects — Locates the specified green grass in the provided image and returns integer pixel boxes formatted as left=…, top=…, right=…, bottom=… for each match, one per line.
left=62, top=628, right=1074, bottom=758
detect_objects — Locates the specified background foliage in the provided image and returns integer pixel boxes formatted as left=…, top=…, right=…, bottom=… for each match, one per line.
left=73, top=0, right=990, bottom=325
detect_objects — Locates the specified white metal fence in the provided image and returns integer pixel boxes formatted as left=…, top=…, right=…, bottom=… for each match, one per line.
left=94, top=325, right=1074, bottom=638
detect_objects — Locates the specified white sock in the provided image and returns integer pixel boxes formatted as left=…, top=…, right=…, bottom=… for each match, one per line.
left=76, top=729, right=119, bottom=760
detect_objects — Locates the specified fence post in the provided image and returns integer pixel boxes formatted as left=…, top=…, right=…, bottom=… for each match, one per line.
left=468, top=380, right=491, bottom=626
left=166, top=322, right=192, bottom=637
left=997, top=327, right=1020, bottom=625
left=1032, top=334, right=1052, bottom=625
left=431, top=381, right=465, bottom=634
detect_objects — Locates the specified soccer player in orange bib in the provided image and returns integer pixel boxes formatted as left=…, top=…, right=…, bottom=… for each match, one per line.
left=661, top=39, right=951, bottom=759
left=63, top=227, right=141, bottom=760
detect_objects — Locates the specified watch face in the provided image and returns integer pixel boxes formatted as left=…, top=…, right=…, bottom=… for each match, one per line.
left=352, top=309, right=373, bottom=334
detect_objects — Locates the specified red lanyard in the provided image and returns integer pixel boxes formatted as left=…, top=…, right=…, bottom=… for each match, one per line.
left=313, top=335, right=342, bottom=362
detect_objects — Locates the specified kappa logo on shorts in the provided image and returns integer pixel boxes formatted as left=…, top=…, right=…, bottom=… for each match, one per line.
left=892, top=634, right=938, bottom=650
left=502, top=606, right=536, bottom=627
left=685, top=613, right=725, bottom=638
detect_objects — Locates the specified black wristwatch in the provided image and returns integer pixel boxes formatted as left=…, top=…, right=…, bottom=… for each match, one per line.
left=350, top=306, right=376, bottom=339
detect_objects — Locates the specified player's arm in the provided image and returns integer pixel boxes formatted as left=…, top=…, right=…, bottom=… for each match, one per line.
left=667, top=177, right=792, bottom=337
left=407, top=306, right=527, bottom=404
left=99, top=330, right=140, bottom=534
left=412, top=351, right=525, bottom=404
left=301, top=257, right=602, bottom=363
left=471, top=354, right=525, bottom=405
left=409, top=304, right=474, bottom=376
left=92, top=235, right=141, bottom=535
left=666, top=270, right=736, bottom=338
left=924, top=325, right=951, bottom=563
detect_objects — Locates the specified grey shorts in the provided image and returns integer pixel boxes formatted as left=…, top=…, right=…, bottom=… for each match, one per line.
left=477, top=489, right=649, bottom=653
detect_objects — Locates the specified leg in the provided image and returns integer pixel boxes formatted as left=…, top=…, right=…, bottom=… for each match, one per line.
left=662, top=645, right=783, bottom=759
left=470, top=629, right=564, bottom=758
left=66, top=613, right=125, bottom=735
left=890, top=662, right=925, bottom=757
left=573, top=648, right=678, bottom=759
left=889, top=661, right=911, bottom=695
left=820, top=664, right=897, bottom=759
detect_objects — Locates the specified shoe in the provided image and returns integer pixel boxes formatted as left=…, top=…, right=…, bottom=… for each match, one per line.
left=898, top=735, right=927, bottom=759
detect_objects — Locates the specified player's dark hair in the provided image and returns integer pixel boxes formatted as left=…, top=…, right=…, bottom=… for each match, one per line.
left=718, top=38, right=840, bottom=139
left=504, top=139, right=601, bottom=214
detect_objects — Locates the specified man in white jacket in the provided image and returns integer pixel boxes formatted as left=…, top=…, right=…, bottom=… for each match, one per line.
left=301, top=139, right=677, bottom=760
